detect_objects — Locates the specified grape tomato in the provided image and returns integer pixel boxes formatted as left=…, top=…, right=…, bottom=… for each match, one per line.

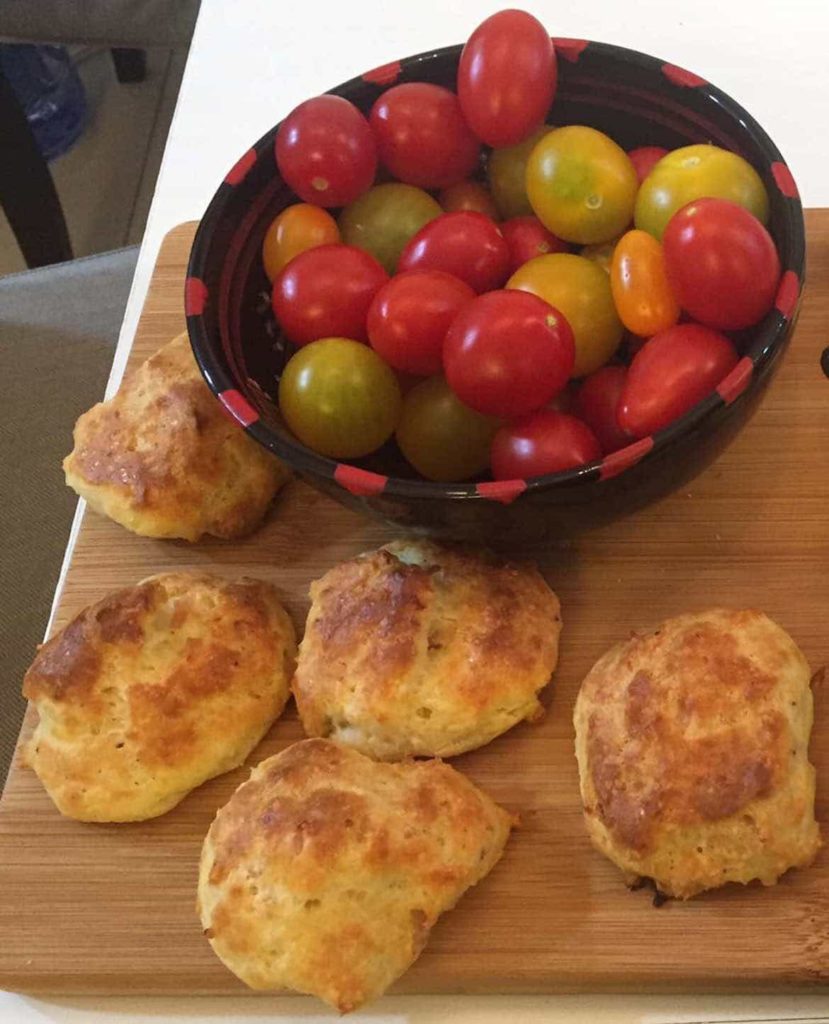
left=443, top=290, right=574, bottom=419
left=396, top=375, right=498, bottom=481
left=262, top=204, right=340, bottom=282
left=458, top=10, right=557, bottom=147
left=662, top=197, right=780, bottom=330
left=272, top=244, right=387, bottom=346
left=278, top=338, right=401, bottom=459
left=370, top=83, right=480, bottom=189
left=275, top=95, right=376, bottom=207
left=501, top=216, right=569, bottom=273
left=398, top=211, right=511, bottom=293
left=618, top=324, right=739, bottom=437
left=491, top=410, right=601, bottom=479
left=367, top=269, right=475, bottom=376
left=339, top=183, right=441, bottom=274
left=610, top=229, right=680, bottom=337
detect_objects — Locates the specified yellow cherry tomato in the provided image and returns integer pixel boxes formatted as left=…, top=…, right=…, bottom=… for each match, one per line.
left=278, top=337, right=401, bottom=459
left=396, top=376, right=499, bottom=481
left=580, top=236, right=621, bottom=274
left=486, top=126, right=553, bottom=219
left=526, top=126, right=638, bottom=245
left=610, top=230, right=680, bottom=337
left=508, top=253, right=623, bottom=376
left=261, top=203, right=340, bottom=281
left=634, top=144, right=770, bottom=240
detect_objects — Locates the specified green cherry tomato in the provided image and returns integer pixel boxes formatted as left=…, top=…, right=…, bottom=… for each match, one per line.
left=634, top=144, right=770, bottom=240
left=396, top=375, right=499, bottom=481
left=486, top=126, right=553, bottom=219
left=339, top=183, right=442, bottom=273
left=278, top=337, right=401, bottom=459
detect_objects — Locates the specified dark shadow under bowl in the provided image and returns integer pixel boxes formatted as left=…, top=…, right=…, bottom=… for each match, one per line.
left=187, top=38, right=804, bottom=544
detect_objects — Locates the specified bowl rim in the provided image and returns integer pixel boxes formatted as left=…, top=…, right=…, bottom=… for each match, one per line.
left=187, top=37, right=805, bottom=502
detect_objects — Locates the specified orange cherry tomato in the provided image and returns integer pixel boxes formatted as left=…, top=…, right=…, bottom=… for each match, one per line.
left=610, top=229, right=680, bottom=337
left=262, top=203, right=340, bottom=281
left=438, top=180, right=500, bottom=220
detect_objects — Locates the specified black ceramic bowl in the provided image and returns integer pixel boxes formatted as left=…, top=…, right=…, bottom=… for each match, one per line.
left=187, top=38, right=804, bottom=544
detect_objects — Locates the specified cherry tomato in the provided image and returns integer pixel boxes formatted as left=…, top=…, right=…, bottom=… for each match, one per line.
left=398, top=211, right=511, bottom=293
left=443, top=290, right=574, bottom=419
left=580, top=237, right=619, bottom=273
left=458, top=10, right=557, bottom=147
left=491, top=410, right=601, bottom=479
left=662, top=198, right=781, bottom=330
left=628, top=146, right=668, bottom=184
left=339, top=183, right=441, bottom=274
left=279, top=337, right=401, bottom=458
left=634, top=144, right=770, bottom=240
left=367, top=270, right=475, bottom=376
left=487, top=126, right=552, bottom=219
left=526, top=126, right=638, bottom=244
left=439, top=180, right=499, bottom=219
left=370, top=83, right=480, bottom=189
left=396, top=376, right=498, bottom=481
left=618, top=324, right=738, bottom=437
left=272, top=244, right=387, bottom=346
left=261, top=204, right=340, bottom=282
left=574, top=365, right=630, bottom=454
left=508, top=253, right=623, bottom=377
left=610, top=229, right=680, bottom=337
left=275, top=95, right=376, bottom=207
left=501, top=216, right=569, bottom=273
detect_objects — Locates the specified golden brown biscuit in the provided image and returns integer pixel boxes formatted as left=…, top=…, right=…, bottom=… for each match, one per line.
left=293, top=539, right=561, bottom=760
left=574, top=609, right=821, bottom=899
left=64, top=332, right=289, bottom=541
left=23, top=572, right=297, bottom=821
left=197, top=738, right=513, bottom=1012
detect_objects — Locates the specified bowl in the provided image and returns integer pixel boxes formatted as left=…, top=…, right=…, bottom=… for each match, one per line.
left=186, top=38, right=804, bottom=544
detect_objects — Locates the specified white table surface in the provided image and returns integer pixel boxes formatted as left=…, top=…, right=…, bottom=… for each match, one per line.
left=5, top=0, right=829, bottom=1020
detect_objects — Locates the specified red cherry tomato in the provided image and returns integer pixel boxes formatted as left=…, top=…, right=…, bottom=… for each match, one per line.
left=618, top=324, right=739, bottom=437
left=662, top=198, right=781, bottom=330
left=627, top=146, right=668, bottom=184
left=443, top=290, right=575, bottom=418
left=574, top=365, right=630, bottom=454
left=275, top=95, right=377, bottom=207
left=398, top=211, right=511, bottom=293
left=458, top=10, right=557, bottom=147
left=272, top=244, right=388, bottom=346
left=501, top=216, right=569, bottom=273
left=367, top=270, right=475, bottom=376
left=439, top=180, right=499, bottom=219
left=370, top=83, right=480, bottom=190
left=491, top=410, right=601, bottom=479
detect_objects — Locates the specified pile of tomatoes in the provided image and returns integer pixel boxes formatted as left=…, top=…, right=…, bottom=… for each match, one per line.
left=263, top=9, right=781, bottom=482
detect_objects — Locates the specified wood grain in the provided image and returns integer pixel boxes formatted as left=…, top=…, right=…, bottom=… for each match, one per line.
left=1, top=217, right=828, bottom=996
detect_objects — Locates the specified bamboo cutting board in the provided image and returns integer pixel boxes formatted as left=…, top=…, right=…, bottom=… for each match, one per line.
left=1, top=216, right=828, bottom=996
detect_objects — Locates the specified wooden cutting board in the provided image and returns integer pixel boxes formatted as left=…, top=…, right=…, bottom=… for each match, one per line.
left=1, top=216, right=828, bottom=996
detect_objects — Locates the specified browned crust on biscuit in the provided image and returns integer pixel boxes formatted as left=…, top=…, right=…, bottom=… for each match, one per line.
left=293, top=541, right=561, bottom=759
left=23, top=572, right=297, bottom=821
left=198, top=739, right=513, bottom=1011
left=63, top=333, right=289, bottom=541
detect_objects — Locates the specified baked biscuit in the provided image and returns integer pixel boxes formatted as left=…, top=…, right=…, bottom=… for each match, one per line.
left=197, top=738, right=513, bottom=1011
left=64, top=332, right=289, bottom=541
left=293, top=540, right=561, bottom=759
left=23, top=572, right=296, bottom=821
left=574, top=609, right=821, bottom=899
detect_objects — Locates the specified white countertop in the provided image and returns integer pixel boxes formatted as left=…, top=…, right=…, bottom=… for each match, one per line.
left=6, top=0, right=829, bottom=1020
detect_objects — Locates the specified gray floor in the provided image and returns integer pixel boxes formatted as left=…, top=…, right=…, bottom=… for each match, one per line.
left=0, top=45, right=186, bottom=276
